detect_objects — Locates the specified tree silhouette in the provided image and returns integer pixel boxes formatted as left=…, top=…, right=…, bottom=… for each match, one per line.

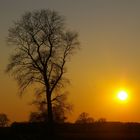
left=29, top=92, right=72, bottom=123
left=6, top=9, right=79, bottom=133
left=75, top=112, right=94, bottom=124
left=0, top=113, right=9, bottom=127
left=97, top=118, right=107, bottom=123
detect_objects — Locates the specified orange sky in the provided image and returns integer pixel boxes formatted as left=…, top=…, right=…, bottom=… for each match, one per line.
left=1, top=0, right=140, bottom=123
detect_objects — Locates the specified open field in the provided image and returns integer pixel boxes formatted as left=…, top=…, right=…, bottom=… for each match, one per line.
left=1, top=122, right=140, bottom=140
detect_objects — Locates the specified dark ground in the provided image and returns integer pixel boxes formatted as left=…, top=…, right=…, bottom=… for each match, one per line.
left=1, top=122, right=140, bottom=140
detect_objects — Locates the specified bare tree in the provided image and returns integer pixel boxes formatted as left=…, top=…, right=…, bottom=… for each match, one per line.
left=75, top=112, right=94, bottom=124
left=97, top=118, right=107, bottom=123
left=6, top=9, right=79, bottom=132
left=0, top=113, right=9, bottom=127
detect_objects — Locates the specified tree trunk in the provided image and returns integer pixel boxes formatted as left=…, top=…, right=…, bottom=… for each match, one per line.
left=46, top=90, right=54, bottom=135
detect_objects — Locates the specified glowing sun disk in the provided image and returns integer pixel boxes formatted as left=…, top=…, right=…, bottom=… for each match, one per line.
left=117, top=90, right=128, bottom=101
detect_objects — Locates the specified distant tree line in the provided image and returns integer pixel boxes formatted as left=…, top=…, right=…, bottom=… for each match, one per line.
left=75, top=112, right=106, bottom=124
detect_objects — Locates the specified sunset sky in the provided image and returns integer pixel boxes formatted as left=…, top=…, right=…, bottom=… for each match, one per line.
left=1, top=0, right=140, bottom=123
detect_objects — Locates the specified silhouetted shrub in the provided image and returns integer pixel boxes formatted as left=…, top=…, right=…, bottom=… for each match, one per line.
left=0, top=113, right=9, bottom=127
left=75, top=112, right=94, bottom=124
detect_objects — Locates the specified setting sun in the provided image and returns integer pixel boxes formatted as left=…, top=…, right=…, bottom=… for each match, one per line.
left=117, top=90, right=128, bottom=101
